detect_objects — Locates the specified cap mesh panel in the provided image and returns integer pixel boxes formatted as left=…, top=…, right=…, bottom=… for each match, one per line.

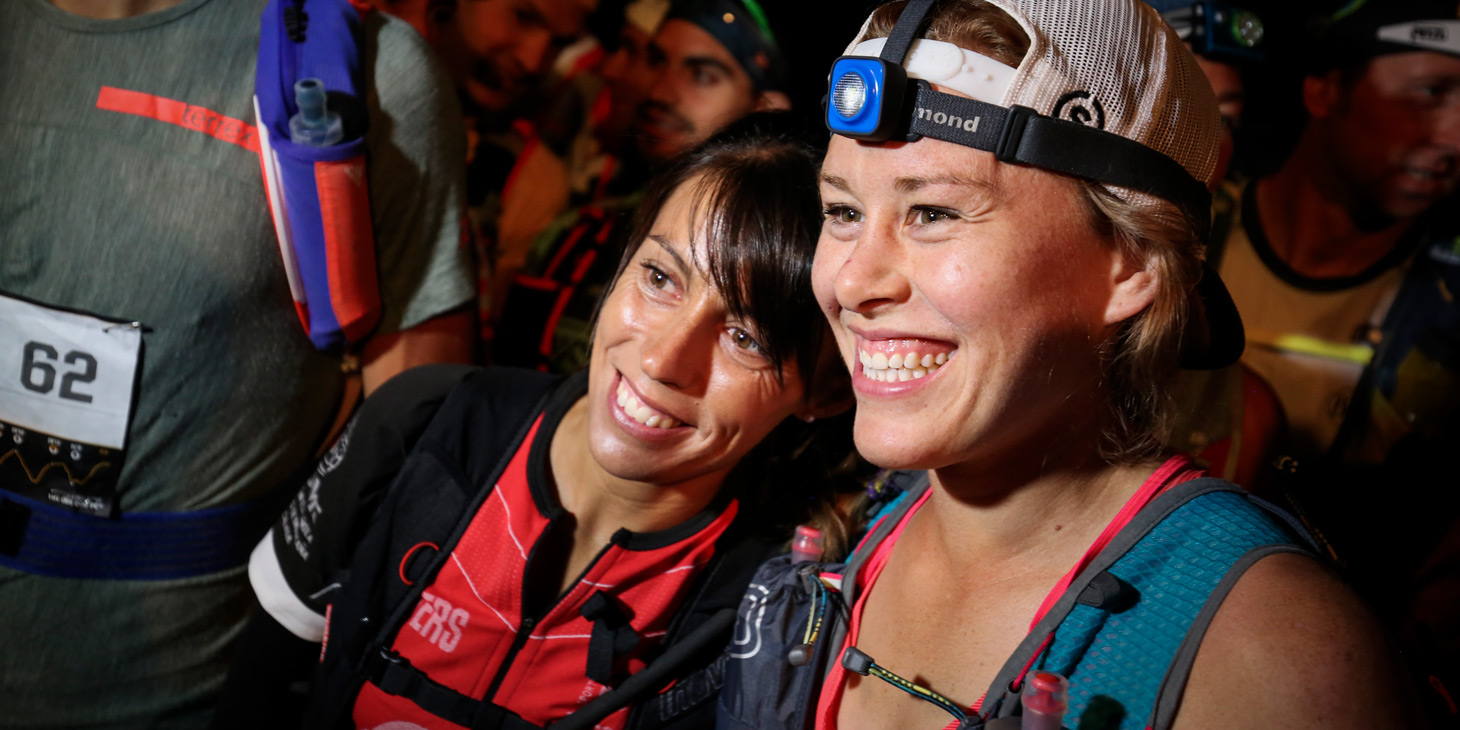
left=990, top=0, right=1220, bottom=205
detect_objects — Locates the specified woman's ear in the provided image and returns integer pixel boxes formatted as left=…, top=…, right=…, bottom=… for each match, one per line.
left=1103, top=249, right=1158, bottom=326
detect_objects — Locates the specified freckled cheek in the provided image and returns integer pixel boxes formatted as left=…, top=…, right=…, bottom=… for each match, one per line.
left=922, top=254, right=1013, bottom=328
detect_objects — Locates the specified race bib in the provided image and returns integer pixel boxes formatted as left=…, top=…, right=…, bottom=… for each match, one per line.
left=1, top=291, right=142, bottom=516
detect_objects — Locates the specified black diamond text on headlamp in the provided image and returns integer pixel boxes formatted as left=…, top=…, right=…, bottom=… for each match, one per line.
left=823, top=0, right=1212, bottom=243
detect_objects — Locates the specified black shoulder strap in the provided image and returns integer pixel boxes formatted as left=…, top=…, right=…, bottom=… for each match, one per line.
left=304, top=367, right=563, bottom=729
left=628, top=529, right=781, bottom=728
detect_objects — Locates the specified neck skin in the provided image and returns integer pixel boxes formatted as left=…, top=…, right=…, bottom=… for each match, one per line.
left=920, top=412, right=1156, bottom=573
left=48, top=0, right=185, bottom=18
left=548, top=396, right=728, bottom=550
left=1256, top=133, right=1413, bottom=279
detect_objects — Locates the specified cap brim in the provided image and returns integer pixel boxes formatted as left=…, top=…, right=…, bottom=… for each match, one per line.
left=1182, top=261, right=1244, bottom=370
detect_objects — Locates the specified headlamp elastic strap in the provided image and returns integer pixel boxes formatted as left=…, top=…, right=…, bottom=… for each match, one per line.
left=878, top=0, right=937, bottom=64
left=904, top=85, right=1212, bottom=238
left=994, top=105, right=1037, bottom=163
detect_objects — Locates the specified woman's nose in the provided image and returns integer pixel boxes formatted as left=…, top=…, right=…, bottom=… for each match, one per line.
left=832, top=221, right=911, bottom=316
left=639, top=305, right=711, bottom=391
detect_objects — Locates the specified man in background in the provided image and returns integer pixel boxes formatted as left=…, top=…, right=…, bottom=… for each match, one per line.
left=1147, top=1, right=1289, bottom=491
left=0, top=0, right=474, bottom=725
left=487, top=0, right=790, bottom=373
left=1204, top=0, right=1459, bottom=714
left=375, top=0, right=595, bottom=115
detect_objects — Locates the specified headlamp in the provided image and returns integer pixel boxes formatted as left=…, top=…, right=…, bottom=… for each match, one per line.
left=1154, top=1, right=1265, bottom=59
left=826, top=57, right=906, bottom=141
left=823, top=0, right=1240, bottom=370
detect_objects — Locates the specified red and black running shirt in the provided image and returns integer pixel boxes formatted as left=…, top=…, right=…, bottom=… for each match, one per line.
left=249, top=366, right=738, bottom=730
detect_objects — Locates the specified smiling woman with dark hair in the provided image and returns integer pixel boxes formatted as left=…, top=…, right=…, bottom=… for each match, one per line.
left=214, top=113, right=852, bottom=730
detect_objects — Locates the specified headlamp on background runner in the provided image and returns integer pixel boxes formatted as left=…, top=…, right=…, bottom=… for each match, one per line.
left=1148, top=1, right=1265, bottom=59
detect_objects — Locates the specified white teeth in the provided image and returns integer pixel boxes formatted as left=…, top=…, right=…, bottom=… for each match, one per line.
left=615, top=380, right=679, bottom=429
left=855, top=348, right=955, bottom=383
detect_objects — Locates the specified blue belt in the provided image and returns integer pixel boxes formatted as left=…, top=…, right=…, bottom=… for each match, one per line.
left=0, top=487, right=279, bottom=580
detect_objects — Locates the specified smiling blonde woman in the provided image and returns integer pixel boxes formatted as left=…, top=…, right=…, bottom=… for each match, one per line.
left=717, top=3, right=1422, bottom=730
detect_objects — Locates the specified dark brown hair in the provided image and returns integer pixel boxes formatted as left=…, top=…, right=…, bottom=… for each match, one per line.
left=596, top=112, right=862, bottom=557
left=598, top=111, right=829, bottom=386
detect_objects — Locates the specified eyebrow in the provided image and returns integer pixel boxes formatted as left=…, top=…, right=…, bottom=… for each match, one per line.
left=893, top=173, right=1000, bottom=194
left=648, top=234, right=695, bottom=279
left=819, top=174, right=853, bottom=193
left=819, top=172, right=1001, bottom=196
left=683, top=56, right=737, bottom=79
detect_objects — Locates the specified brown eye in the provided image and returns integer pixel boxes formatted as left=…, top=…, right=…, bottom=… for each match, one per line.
left=729, top=327, right=761, bottom=352
left=823, top=206, right=862, bottom=225
left=642, top=264, right=670, bottom=290
left=913, top=208, right=952, bottom=225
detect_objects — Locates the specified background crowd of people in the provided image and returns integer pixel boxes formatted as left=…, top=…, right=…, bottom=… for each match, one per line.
left=1, top=0, right=1457, bottom=727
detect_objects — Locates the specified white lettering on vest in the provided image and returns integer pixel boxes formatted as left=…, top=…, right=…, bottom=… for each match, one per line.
left=408, top=590, right=470, bottom=653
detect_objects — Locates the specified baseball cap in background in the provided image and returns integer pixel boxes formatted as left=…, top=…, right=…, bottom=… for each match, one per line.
left=1311, top=0, right=1460, bottom=69
left=1142, top=0, right=1266, bottom=62
left=667, top=0, right=787, bottom=92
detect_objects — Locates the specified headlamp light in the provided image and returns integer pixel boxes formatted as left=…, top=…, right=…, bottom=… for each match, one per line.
left=1227, top=9, right=1265, bottom=48
left=831, top=72, right=867, bottom=119
left=1156, top=1, right=1265, bottom=59
left=825, top=57, right=906, bottom=141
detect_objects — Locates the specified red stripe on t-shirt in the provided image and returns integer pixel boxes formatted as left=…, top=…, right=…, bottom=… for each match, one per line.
left=96, top=86, right=260, bottom=153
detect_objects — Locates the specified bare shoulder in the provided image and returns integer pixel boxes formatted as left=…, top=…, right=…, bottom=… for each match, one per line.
left=1172, top=552, right=1426, bottom=729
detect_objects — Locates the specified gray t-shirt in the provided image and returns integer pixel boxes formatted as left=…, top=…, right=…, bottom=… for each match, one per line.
left=0, top=0, right=473, bottom=725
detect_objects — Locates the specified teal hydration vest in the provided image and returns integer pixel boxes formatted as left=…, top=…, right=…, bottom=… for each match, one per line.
left=717, top=476, right=1311, bottom=730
